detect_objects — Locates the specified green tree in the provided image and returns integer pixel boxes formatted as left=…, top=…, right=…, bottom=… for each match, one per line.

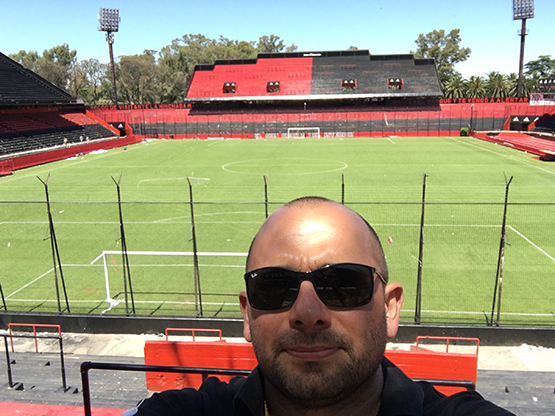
left=525, top=55, right=555, bottom=79
left=256, top=35, right=297, bottom=53
left=412, top=29, right=471, bottom=84
left=68, top=58, right=108, bottom=104
left=157, top=33, right=295, bottom=98
left=9, top=50, right=40, bottom=70
left=485, top=72, right=509, bottom=99
left=9, top=44, right=77, bottom=91
left=506, top=72, right=537, bottom=98
left=465, top=76, right=486, bottom=98
left=153, top=59, right=188, bottom=104
left=443, top=74, right=466, bottom=99
left=117, top=53, right=158, bottom=104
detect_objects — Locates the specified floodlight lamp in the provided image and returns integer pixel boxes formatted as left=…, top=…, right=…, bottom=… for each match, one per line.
left=98, top=8, right=120, bottom=32
left=513, top=0, right=534, bottom=20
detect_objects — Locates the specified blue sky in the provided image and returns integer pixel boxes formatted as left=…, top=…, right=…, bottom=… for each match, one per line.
left=1, top=0, right=552, bottom=78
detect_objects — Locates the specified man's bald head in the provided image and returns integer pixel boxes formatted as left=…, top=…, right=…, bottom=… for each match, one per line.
left=246, top=196, right=389, bottom=282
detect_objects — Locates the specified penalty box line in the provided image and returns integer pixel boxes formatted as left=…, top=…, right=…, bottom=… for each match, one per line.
left=90, top=250, right=248, bottom=265
left=507, top=225, right=555, bottom=263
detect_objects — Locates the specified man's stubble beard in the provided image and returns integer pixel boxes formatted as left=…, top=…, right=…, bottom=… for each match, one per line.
left=250, top=311, right=387, bottom=409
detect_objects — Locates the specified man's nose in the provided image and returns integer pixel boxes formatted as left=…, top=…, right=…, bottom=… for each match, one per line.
left=288, top=280, right=332, bottom=330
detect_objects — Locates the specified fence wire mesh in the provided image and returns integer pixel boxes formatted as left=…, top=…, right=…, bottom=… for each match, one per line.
left=1, top=197, right=553, bottom=326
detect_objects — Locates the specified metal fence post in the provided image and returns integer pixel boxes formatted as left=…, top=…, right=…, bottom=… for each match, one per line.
left=187, top=177, right=203, bottom=317
left=112, top=174, right=135, bottom=315
left=37, top=173, right=70, bottom=313
left=415, top=173, right=428, bottom=324
left=490, top=174, right=513, bottom=326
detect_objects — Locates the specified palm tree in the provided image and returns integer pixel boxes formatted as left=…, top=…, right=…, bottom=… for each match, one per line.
left=507, top=73, right=537, bottom=98
left=466, top=76, right=486, bottom=98
left=485, top=72, right=509, bottom=99
left=507, top=73, right=518, bottom=97
left=443, top=75, right=466, bottom=99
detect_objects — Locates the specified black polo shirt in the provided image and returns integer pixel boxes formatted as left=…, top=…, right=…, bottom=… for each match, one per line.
left=131, top=359, right=514, bottom=416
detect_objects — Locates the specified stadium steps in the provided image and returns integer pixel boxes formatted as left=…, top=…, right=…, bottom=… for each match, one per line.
left=0, top=351, right=146, bottom=412
left=472, top=131, right=555, bottom=158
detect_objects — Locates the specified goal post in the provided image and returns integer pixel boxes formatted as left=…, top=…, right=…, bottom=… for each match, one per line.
left=90, top=250, right=248, bottom=313
left=287, top=127, right=321, bottom=138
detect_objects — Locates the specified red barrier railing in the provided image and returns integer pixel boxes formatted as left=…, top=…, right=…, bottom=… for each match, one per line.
left=8, top=323, right=61, bottom=353
left=164, top=327, right=224, bottom=342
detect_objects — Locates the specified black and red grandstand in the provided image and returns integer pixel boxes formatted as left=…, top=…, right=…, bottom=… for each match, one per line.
left=1, top=48, right=555, bottom=173
left=0, top=51, right=139, bottom=175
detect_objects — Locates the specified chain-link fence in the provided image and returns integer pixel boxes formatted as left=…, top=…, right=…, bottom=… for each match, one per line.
left=1, top=180, right=553, bottom=327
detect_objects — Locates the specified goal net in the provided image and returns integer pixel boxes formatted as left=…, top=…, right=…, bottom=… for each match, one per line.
left=287, top=127, right=321, bottom=138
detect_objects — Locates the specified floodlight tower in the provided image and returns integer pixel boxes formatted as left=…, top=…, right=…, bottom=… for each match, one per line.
left=98, top=8, right=120, bottom=106
left=513, top=0, right=534, bottom=98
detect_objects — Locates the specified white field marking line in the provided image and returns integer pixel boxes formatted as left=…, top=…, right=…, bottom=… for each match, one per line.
left=6, top=268, right=55, bottom=299
left=152, top=210, right=264, bottom=224
left=6, top=298, right=549, bottom=317
left=1, top=211, right=264, bottom=226
left=386, top=137, right=396, bottom=144
left=7, top=299, right=241, bottom=306
left=64, top=263, right=244, bottom=268
left=0, top=219, right=263, bottom=226
left=136, top=176, right=189, bottom=188
left=90, top=251, right=247, bottom=265
left=136, top=175, right=210, bottom=189
left=222, top=159, right=348, bottom=175
left=402, top=309, right=554, bottom=317
left=450, top=137, right=555, bottom=176
left=0, top=140, right=150, bottom=185
left=373, top=223, right=499, bottom=228
left=208, top=139, right=225, bottom=147
left=508, top=225, right=555, bottom=263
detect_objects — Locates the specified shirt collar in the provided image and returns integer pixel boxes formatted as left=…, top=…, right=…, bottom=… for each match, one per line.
left=234, top=366, right=265, bottom=416
left=378, top=358, right=425, bottom=416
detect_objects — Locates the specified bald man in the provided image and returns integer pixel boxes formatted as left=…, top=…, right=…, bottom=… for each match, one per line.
left=131, top=197, right=513, bottom=416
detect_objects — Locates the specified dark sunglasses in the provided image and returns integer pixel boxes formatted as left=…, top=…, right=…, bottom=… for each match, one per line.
left=244, top=263, right=386, bottom=310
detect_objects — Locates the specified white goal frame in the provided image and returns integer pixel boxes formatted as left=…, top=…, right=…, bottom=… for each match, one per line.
left=287, top=127, right=321, bottom=138
left=90, top=250, right=247, bottom=313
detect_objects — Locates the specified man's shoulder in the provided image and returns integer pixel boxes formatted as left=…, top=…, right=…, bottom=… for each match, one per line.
left=380, top=359, right=514, bottom=416
left=418, top=382, right=515, bottom=416
left=132, top=376, right=248, bottom=416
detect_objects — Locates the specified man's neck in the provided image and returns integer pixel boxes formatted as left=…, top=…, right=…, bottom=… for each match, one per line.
left=263, top=368, right=383, bottom=416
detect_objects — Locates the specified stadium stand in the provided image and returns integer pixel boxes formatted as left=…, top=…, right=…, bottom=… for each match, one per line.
left=530, top=106, right=555, bottom=134
left=91, top=50, right=553, bottom=142
left=0, top=52, right=74, bottom=105
left=471, top=100, right=555, bottom=159
left=0, top=108, right=121, bottom=157
left=185, top=50, right=443, bottom=101
left=0, top=51, right=140, bottom=173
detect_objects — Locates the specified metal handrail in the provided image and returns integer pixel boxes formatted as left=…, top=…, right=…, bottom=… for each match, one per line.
left=1, top=332, right=67, bottom=391
left=80, top=362, right=251, bottom=416
left=80, top=361, right=475, bottom=416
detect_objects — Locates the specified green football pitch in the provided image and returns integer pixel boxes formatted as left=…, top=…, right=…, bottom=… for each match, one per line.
left=0, top=136, right=554, bottom=326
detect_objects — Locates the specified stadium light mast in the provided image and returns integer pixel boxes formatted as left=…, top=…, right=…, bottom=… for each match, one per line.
left=513, top=0, right=534, bottom=98
left=98, top=8, right=120, bottom=106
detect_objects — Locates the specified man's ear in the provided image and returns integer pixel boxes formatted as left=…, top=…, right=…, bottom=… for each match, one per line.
left=384, top=283, right=404, bottom=339
left=239, top=291, right=252, bottom=342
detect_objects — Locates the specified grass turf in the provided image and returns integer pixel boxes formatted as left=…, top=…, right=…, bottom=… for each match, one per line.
left=0, top=136, right=554, bottom=325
